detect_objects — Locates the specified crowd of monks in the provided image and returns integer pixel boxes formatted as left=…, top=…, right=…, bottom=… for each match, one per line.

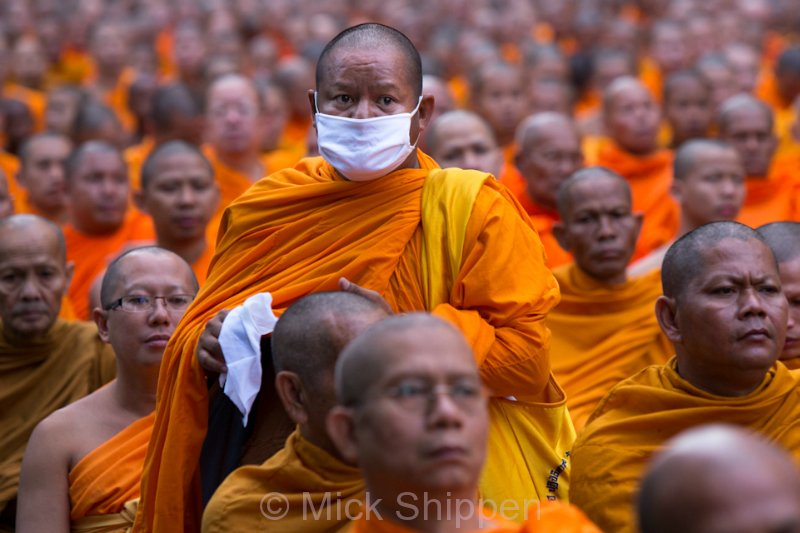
left=3, top=0, right=800, bottom=531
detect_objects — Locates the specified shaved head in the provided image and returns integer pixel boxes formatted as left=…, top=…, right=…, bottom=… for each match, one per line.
left=556, top=166, right=630, bottom=220
left=151, top=83, right=200, bottom=137
left=717, top=94, right=773, bottom=133
left=0, top=214, right=65, bottom=260
left=757, top=222, right=800, bottom=264
left=662, top=221, right=773, bottom=300
left=426, top=110, right=495, bottom=155
left=639, top=424, right=800, bottom=533
left=316, top=23, right=422, bottom=98
left=515, top=112, right=579, bottom=151
left=603, top=76, right=650, bottom=116
left=65, top=140, right=122, bottom=181
left=140, top=140, right=212, bottom=190
left=673, top=139, right=737, bottom=180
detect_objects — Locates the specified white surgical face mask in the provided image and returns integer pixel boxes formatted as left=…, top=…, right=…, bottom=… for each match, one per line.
left=314, top=93, right=422, bottom=182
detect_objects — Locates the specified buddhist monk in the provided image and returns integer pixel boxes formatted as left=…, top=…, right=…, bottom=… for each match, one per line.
left=17, top=247, right=198, bottom=532
left=629, top=139, right=746, bottom=276
left=717, top=94, right=799, bottom=227
left=527, top=77, right=573, bottom=116
left=421, top=75, right=455, bottom=124
left=327, top=313, right=600, bottom=532
left=171, top=20, right=208, bottom=101
left=662, top=70, right=712, bottom=148
left=425, top=110, right=503, bottom=178
left=44, top=85, right=84, bottom=136
left=71, top=99, right=128, bottom=150
left=642, top=21, right=689, bottom=98
left=85, top=20, right=135, bottom=131
left=202, top=74, right=269, bottom=212
left=638, top=425, right=800, bottom=533
left=549, top=168, right=671, bottom=431
left=0, top=215, right=115, bottom=530
left=570, top=221, right=800, bottom=532
left=135, top=141, right=220, bottom=284
left=15, top=133, right=72, bottom=223
left=256, top=80, right=290, bottom=161
left=723, top=42, right=761, bottom=95
left=696, top=54, right=736, bottom=113
left=590, top=76, right=678, bottom=260
left=757, top=222, right=800, bottom=370
left=273, top=56, right=315, bottom=162
left=136, top=23, right=560, bottom=531
left=63, top=141, right=154, bottom=320
left=0, top=170, right=12, bottom=218
left=469, top=61, right=527, bottom=157
left=201, top=291, right=389, bottom=532
left=1, top=98, right=34, bottom=156
left=511, top=113, right=583, bottom=268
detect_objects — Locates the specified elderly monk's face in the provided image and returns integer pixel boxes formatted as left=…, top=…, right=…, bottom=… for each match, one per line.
left=430, top=118, right=503, bottom=176
left=0, top=228, right=71, bottom=337
left=557, top=176, right=641, bottom=284
left=205, top=79, right=263, bottom=155
left=676, top=238, right=787, bottom=373
left=720, top=107, right=777, bottom=177
left=664, top=78, right=711, bottom=143
left=472, top=68, right=526, bottom=138
left=138, top=152, right=219, bottom=242
left=605, top=84, right=661, bottom=154
left=517, top=128, right=583, bottom=209
left=352, top=329, right=488, bottom=494
left=673, top=148, right=745, bottom=226
left=96, top=253, right=196, bottom=367
left=68, top=151, right=129, bottom=234
left=779, top=257, right=800, bottom=361
left=20, top=136, right=71, bottom=214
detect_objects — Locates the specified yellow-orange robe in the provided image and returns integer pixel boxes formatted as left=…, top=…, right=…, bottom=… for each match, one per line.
left=201, top=145, right=270, bottom=215
left=276, top=116, right=312, bottom=165
left=570, top=358, right=800, bottom=532
left=191, top=241, right=216, bottom=286
left=499, top=164, right=573, bottom=268
left=202, top=429, right=363, bottom=532
left=0, top=320, right=116, bottom=516
left=69, top=413, right=154, bottom=531
left=64, top=212, right=155, bottom=320
left=134, top=153, right=559, bottom=531
left=548, top=264, right=672, bottom=431
left=85, top=67, right=137, bottom=132
left=124, top=137, right=155, bottom=191
left=736, top=164, right=800, bottom=228
left=589, top=139, right=678, bottom=260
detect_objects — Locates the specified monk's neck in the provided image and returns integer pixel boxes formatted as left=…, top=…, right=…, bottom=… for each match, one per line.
left=157, top=235, right=208, bottom=267
left=675, top=355, right=768, bottom=397
left=216, top=150, right=264, bottom=181
left=112, top=364, right=158, bottom=418
left=369, top=489, right=482, bottom=532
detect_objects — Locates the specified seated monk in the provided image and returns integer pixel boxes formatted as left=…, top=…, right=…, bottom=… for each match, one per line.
left=717, top=94, right=800, bottom=227
left=587, top=77, right=678, bottom=261
left=201, top=291, right=389, bottom=532
left=468, top=61, right=527, bottom=160
left=510, top=112, right=583, bottom=268
left=327, top=313, right=600, bottom=532
left=637, top=424, right=800, bottom=533
left=14, top=133, right=72, bottom=224
left=723, top=42, right=761, bottom=95
left=420, top=75, right=455, bottom=125
left=17, top=247, right=198, bottom=532
left=548, top=167, right=671, bottom=431
left=135, top=23, right=560, bottom=531
left=425, top=110, right=505, bottom=179
left=202, top=74, right=270, bottom=214
left=44, top=85, right=84, bottom=137
left=256, top=81, right=295, bottom=172
left=0, top=169, right=12, bottom=218
left=570, top=221, right=800, bottom=532
left=63, top=141, right=154, bottom=320
left=84, top=20, right=135, bottom=132
left=629, top=139, right=746, bottom=277
left=272, top=57, right=315, bottom=164
left=135, top=141, right=220, bottom=285
left=0, top=215, right=115, bottom=530
left=661, top=70, right=712, bottom=149
left=695, top=54, right=737, bottom=114
left=757, top=222, right=800, bottom=371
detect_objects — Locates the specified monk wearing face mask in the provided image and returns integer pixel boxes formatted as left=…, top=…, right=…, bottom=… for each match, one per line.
left=135, top=23, right=560, bottom=532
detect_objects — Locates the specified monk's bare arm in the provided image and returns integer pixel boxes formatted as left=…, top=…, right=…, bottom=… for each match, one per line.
left=432, top=184, right=560, bottom=398
left=16, top=416, right=72, bottom=533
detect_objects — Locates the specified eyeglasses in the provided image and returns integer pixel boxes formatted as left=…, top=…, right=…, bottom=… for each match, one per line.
left=104, top=294, right=195, bottom=312
left=374, top=379, right=487, bottom=413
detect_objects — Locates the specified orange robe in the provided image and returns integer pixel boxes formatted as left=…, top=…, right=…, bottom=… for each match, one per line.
left=69, top=413, right=154, bottom=531
left=570, top=359, right=800, bottom=532
left=202, top=429, right=363, bottom=532
left=134, top=153, right=559, bottom=531
left=736, top=163, right=800, bottom=228
left=124, top=137, right=156, bottom=191
left=499, top=164, right=572, bottom=268
left=548, top=264, right=672, bottom=431
left=263, top=147, right=302, bottom=174
left=191, top=242, right=216, bottom=286
left=202, top=146, right=270, bottom=215
left=589, top=139, right=678, bottom=260
left=3, top=83, right=46, bottom=130
left=277, top=115, right=312, bottom=164
left=85, top=67, right=137, bottom=132
left=64, top=212, right=155, bottom=320
left=0, top=320, right=116, bottom=516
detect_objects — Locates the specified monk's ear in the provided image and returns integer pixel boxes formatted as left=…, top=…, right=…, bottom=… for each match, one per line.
left=93, top=308, right=111, bottom=344
left=655, top=295, right=682, bottom=343
left=326, top=405, right=360, bottom=465
left=307, top=89, right=317, bottom=128
left=63, top=261, right=75, bottom=291
left=416, top=94, right=435, bottom=134
left=631, top=211, right=644, bottom=243
left=275, top=371, right=308, bottom=425
left=552, top=221, right=571, bottom=252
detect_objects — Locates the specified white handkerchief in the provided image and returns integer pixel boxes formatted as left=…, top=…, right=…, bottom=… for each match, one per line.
left=218, top=292, right=278, bottom=426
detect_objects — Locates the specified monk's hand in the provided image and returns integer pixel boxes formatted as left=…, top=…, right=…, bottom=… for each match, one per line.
left=339, top=277, right=393, bottom=314
left=197, top=309, right=230, bottom=375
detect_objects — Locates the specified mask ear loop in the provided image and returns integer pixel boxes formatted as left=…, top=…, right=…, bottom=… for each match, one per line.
left=409, top=96, right=424, bottom=148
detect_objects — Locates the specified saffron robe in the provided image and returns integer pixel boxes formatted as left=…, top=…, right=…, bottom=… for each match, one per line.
left=569, top=358, right=800, bottom=532
left=0, top=320, right=116, bottom=516
left=201, top=145, right=270, bottom=215
left=548, top=264, right=672, bottom=431
left=69, top=413, right=154, bottom=532
left=134, top=152, right=559, bottom=531
left=736, top=165, right=800, bottom=229
left=201, top=429, right=363, bottom=533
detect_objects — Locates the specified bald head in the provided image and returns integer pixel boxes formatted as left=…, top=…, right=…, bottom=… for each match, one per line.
left=0, top=213, right=65, bottom=260
left=673, top=139, right=739, bottom=181
left=603, top=77, right=661, bottom=154
left=140, top=140, right=212, bottom=190
left=757, top=222, right=800, bottom=264
left=316, top=23, right=422, bottom=99
left=639, top=425, right=800, bottom=533
left=717, top=94, right=776, bottom=177
left=205, top=74, right=262, bottom=156
left=151, top=83, right=201, bottom=143
left=426, top=110, right=501, bottom=175
left=65, top=140, right=122, bottom=182
left=717, top=94, right=774, bottom=134
left=556, top=166, right=630, bottom=220
left=515, top=112, right=580, bottom=152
